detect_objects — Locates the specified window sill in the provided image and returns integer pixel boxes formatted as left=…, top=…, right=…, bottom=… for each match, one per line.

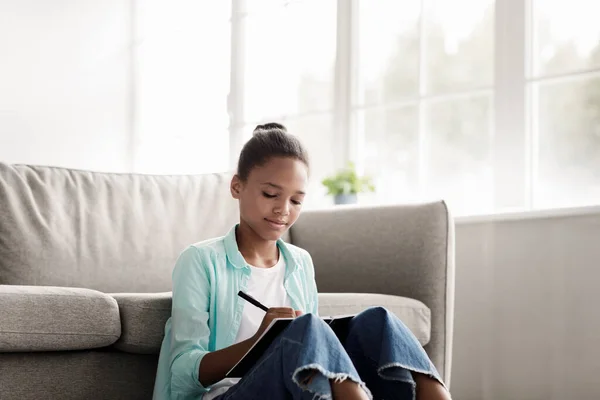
left=454, top=204, right=600, bottom=224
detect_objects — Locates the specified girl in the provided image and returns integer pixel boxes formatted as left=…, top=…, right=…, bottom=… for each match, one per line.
left=153, top=123, right=451, bottom=400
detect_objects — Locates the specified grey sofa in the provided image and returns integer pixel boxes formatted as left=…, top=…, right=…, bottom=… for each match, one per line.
left=0, top=163, right=455, bottom=399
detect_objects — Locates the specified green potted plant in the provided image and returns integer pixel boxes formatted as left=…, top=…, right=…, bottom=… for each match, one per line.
left=321, top=162, right=375, bottom=205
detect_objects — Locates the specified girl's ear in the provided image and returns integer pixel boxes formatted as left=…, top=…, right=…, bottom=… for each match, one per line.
left=230, top=175, right=243, bottom=199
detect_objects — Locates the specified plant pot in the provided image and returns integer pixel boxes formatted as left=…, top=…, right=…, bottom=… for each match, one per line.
left=334, top=193, right=357, bottom=205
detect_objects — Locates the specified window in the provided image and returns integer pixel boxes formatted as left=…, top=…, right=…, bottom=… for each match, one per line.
left=135, top=0, right=600, bottom=214
left=356, top=0, right=494, bottom=215
left=232, top=0, right=338, bottom=206
left=133, top=1, right=231, bottom=174
left=530, top=0, right=600, bottom=209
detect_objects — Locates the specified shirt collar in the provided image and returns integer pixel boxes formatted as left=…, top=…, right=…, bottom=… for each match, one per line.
left=224, top=224, right=301, bottom=273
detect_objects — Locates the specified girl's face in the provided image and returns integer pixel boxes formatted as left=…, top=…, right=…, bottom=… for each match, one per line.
left=231, top=156, right=308, bottom=242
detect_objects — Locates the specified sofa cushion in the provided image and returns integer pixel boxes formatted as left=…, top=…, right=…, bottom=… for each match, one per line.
left=112, top=292, right=430, bottom=354
left=0, top=285, right=120, bottom=352
left=111, top=292, right=172, bottom=354
left=318, top=293, right=431, bottom=345
left=0, top=163, right=241, bottom=293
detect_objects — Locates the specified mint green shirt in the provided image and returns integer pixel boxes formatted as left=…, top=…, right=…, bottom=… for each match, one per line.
left=153, top=225, right=319, bottom=400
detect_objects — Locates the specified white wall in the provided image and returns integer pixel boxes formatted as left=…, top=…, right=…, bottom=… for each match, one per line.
left=0, top=0, right=132, bottom=172
left=452, top=208, right=600, bottom=400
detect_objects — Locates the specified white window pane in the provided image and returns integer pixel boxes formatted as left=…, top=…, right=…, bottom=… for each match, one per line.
left=243, top=0, right=336, bottom=121
left=134, top=3, right=231, bottom=174
left=426, top=95, right=493, bottom=215
left=360, top=106, right=420, bottom=202
left=532, top=0, right=600, bottom=77
left=244, top=0, right=294, bottom=15
left=425, top=0, right=494, bottom=94
left=135, top=0, right=230, bottom=41
left=534, top=76, right=600, bottom=208
left=358, top=0, right=420, bottom=105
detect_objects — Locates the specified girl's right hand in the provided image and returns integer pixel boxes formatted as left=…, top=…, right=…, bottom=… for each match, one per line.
left=253, top=307, right=302, bottom=341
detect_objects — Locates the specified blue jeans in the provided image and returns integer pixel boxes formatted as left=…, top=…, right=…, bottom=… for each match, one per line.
left=214, top=307, right=443, bottom=400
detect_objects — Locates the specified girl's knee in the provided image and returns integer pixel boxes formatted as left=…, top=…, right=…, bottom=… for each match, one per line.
left=354, top=306, right=408, bottom=330
left=290, top=312, right=329, bottom=331
left=359, top=306, right=391, bottom=321
left=283, top=313, right=338, bottom=344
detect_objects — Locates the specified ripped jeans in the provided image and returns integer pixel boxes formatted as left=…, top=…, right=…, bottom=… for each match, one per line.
left=212, top=307, right=444, bottom=400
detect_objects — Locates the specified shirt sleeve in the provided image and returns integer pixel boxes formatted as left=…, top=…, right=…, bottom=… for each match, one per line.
left=169, top=246, right=212, bottom=397
left=303, top=250, right=320, bottom=316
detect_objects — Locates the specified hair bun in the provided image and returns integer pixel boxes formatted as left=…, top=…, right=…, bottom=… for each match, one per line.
left=253, top=122, right=288, bottom=135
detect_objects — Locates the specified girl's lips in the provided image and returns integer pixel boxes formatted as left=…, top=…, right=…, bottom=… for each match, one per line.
left=265, top=218, right=287, bottom=229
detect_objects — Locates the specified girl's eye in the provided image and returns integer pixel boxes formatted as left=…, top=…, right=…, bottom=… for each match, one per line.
left=262, top=192, right=277, bottom=198
left=291, top=200, right=302, bottom=205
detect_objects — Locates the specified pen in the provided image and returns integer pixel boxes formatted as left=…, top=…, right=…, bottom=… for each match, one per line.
left=238, top=290, right=269, bottom=312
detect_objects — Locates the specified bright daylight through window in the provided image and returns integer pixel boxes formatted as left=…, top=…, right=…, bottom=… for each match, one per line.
left=135, top=0, right=600, bottom=216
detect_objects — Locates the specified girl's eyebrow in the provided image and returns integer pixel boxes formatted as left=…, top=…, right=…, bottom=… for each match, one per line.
left=262, top=182, right=306, bottom=195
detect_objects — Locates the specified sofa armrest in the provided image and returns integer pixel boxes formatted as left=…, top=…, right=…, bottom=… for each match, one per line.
left=290, top=201, right=455, bottom=384
left=0, top=285, right=121, bottom=352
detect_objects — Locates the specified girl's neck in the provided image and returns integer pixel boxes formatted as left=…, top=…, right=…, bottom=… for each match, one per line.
left=235, top=222, right=279, bottom=268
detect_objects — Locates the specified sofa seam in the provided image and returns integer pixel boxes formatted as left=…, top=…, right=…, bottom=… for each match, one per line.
left=441, top=199, right=454, bottom=386
left=0, top=293, right=117, bottom=302
left=0, top=331, right=119, bottom=337
left=11, top=162, right=232, bottom=179
left=118, top=304, right=171, bottom=311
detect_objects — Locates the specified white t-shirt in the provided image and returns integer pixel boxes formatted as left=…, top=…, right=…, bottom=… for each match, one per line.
left=203, top=256, right=291, bottom=399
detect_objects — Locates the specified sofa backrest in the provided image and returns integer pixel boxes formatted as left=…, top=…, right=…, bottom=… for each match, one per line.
left=0, top=163, right=240, bottom=292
